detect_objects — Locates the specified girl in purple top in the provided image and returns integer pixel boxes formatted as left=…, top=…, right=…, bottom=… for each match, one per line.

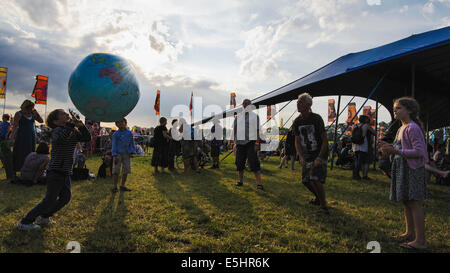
left=379, top=97, right=428, bottom=250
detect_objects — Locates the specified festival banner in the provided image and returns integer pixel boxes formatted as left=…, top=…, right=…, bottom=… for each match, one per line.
left=230, top=92, right=236, bottom=108
left=0, top=67, right=7, bottom=99
left=328, top=99, right=336, bottom=122
left=345, top=102, right=358, bottom=134
left=280, top=118, right=284, bottom=128
left=267, top=105, right=272, bottom=120
left=31, top=75, right=48, bottom=105
left=154, top=90, right=160, bottom=116
left=189, top=91, right=193, bottom=117
left=370, top=109, right=376, bottom=129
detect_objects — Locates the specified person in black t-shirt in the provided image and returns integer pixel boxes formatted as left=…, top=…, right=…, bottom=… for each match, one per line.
left=293, top=93, right=329, bottom=214
left=151, top=117, right=172, bottom=173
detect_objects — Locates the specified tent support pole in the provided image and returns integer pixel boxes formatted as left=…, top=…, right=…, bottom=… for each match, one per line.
left=373, top=101, right=379, bottom=170
left=411, top=64, right=415, bottom=98
left=331, top=95, right=341, bottom=170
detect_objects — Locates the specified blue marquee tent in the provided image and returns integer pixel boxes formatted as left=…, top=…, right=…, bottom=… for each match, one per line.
left=198, top=26, right=450, bottom=131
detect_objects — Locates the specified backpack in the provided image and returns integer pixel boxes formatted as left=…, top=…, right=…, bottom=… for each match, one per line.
left=351, top=125, right=364, bottom=145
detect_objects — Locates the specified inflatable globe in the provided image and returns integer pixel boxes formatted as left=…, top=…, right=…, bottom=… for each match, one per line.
left=68, top=53, right=140, bottom=122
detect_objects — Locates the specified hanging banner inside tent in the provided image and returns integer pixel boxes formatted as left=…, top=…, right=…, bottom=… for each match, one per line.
left=0, top=67, right=7, bottom=99
left=328, top=99, right=336, bottom=122
left=154, top=90, right=160, bottom=116
left=31, top=75, right=48, bottom=105
left=230, top=92, right=236, bottom=108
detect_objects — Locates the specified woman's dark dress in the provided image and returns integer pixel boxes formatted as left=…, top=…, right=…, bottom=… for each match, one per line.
left=13, top=112, right=36, bottom=172
left=151, top=125, right=169, bottom=168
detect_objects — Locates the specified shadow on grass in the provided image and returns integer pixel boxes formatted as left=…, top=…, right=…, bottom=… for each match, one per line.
left=2, top=227, right=45, bottom=253
left=153, top=172, right=230, bottom=238
left=258, top=178, right=397, bottom=252
left=84, top=191, right=136, bottom=252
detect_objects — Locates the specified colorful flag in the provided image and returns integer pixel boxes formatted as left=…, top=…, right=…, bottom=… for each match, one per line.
left=280, top=118, right=284, bottom=128
left=328, top=99, right=336, bottom=122
left=363, top=106, right=371, bottom=117
left=154, top=90, right=160, bottom=116
left=370, top=109, right=376, bottom=129
left=230, top=92, right=236, bottom=108
left=0, top=67, right=7, bottom=99
left=267, top=105, right=272, bottom=120
left=189, top=91, right=193, bottom=117
left=345, top=102, right=358, bottom=134
left=31, top=75, right=48, bottom=105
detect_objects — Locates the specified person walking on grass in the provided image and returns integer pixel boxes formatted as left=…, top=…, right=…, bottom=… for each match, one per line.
left=293, top=93, right=329, bottom=214
left=111, top=118, right=135, bottom=193
left=232, top=99, right=264, bottom=190
left=17, top=109, right=91, bottom=231
left=352, top=115, right=376, bottom=180
left=379, top=97, right=428, bottom=250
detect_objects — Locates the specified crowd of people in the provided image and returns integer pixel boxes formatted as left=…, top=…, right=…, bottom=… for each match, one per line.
left=1, top=94, right=448, bottom=251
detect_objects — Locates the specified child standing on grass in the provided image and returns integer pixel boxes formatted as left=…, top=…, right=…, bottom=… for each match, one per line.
left=17, top=109, right=91, bottom=231
left=111, top=118, right=135, bottom=193
left=379, top=97, right=428, bottom=250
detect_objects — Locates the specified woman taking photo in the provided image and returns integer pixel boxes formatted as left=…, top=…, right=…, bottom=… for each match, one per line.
left=10, top=100, right=43, bottom=175
left=379, top=97, right=428, bottom=250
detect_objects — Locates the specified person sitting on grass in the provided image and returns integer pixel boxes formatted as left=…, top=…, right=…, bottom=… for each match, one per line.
left=111, top=118, right=135, bottom=193
left=17, top=109, right=91, bottom=231
left=18, top=142, right=50, bottom=186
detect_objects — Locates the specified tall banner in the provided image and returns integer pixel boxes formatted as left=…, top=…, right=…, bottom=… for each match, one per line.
left=230, top=92, right=236, bottom=108
left=154, top=90, right=160, bottom=116
left=328, top=99, right=336, bottom=122
left=267, top=105, right=272, bottom=120
left=31, top=75, right=48, bottom=105
left=0, top=67, right=7, bottom=99
left=370, top=108, right=376, bottom=129
left=280, top=118, right=284, bottom=129
left=345, top=102, right=358, bottom=134
left=379, top=125, right=386, bottom=139
left=189, top=91, right=193, bottom=117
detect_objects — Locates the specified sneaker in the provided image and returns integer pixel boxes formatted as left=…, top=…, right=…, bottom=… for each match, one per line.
left=17, top=221, right=41, bottom=231
left=120, top=186, right=131, bottom=192
left=112, top=187, right=118, bottom=193
left=36, top=216, right=55, bottom=227
left=256, top=184, right=264, bottom=190
left=235, top=182, right=243, bottom=187
left=353, top=176, right=361, bottom=180
left=308, top=198, right=320, bottom=206
left=362, top=176, right=371, bottom=180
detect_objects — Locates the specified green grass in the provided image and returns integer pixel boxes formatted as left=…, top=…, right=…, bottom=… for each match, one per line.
left=0, top=155, right=448, bottom=253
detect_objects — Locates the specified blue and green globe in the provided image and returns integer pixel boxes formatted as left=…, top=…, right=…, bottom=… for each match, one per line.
left=68, top=53, right=140, bottom=122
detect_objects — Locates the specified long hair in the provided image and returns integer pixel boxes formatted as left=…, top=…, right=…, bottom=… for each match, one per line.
left=394, top=97, right=425, bottom=134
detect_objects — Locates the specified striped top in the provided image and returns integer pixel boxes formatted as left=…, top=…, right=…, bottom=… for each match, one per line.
left=47, top=124, right=91, bottom=175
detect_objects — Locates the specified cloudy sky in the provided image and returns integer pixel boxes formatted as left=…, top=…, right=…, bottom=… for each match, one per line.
left=1, top=0, right=449, bottom=129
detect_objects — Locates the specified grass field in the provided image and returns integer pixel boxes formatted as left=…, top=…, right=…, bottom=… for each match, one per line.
left=0, top=154, right=448, bottom=253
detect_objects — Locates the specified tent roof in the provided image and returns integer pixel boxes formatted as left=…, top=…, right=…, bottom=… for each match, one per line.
left=251, top=26, right=450, bottom=130
left=197, top=26, right=450, bottom=130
